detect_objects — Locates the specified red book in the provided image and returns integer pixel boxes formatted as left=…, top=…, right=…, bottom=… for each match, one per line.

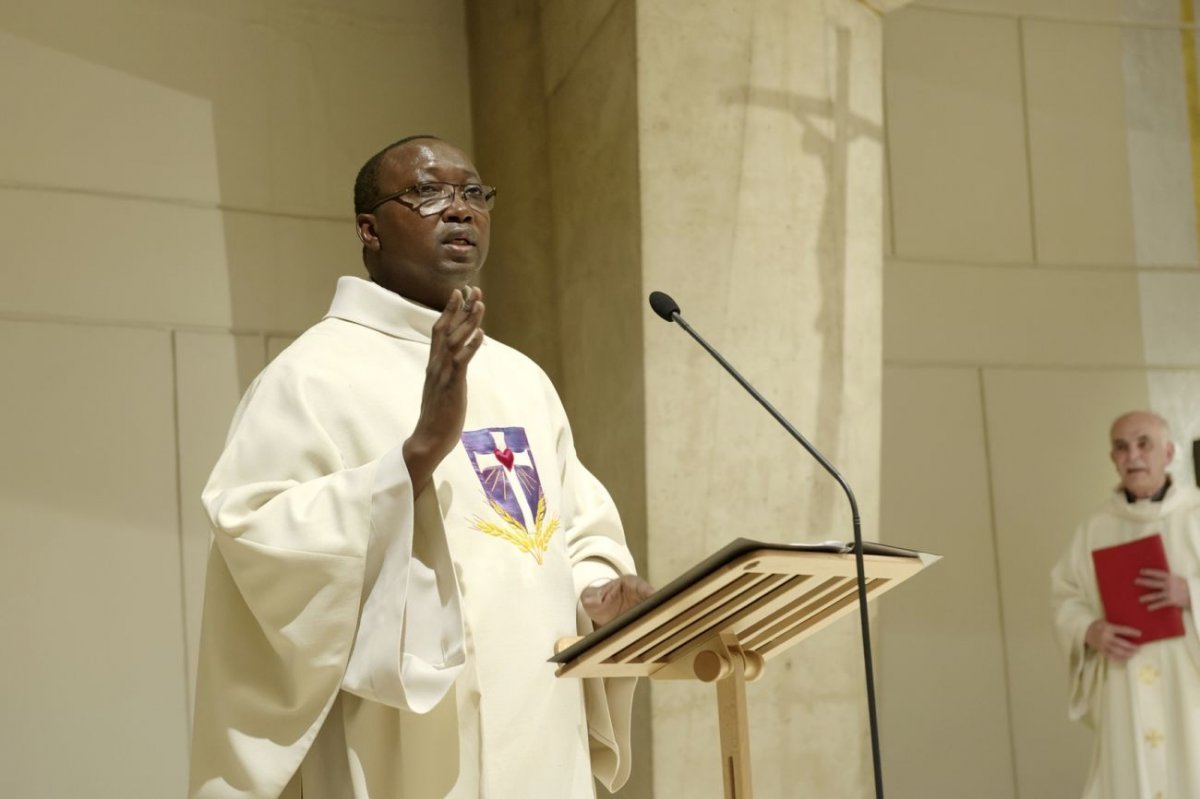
left=1090, top=533, right=1184, bottom=644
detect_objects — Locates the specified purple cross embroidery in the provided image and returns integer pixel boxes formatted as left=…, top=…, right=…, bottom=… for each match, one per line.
left=461, top=426, right=558, bottom=563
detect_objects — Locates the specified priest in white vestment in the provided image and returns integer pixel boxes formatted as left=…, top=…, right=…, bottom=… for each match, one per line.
left=1051, top=411, right=1200, bottom=799
left=188, top=136, right=653, bottom=799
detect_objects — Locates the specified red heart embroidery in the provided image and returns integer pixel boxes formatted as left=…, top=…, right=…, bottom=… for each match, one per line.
left=494, top=447, right=515, bottom=470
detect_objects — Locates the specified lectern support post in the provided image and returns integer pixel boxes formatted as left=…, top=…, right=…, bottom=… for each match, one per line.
left=693, top=632, right=764, bottom=799
left=716, top=660, right=751, bottom=799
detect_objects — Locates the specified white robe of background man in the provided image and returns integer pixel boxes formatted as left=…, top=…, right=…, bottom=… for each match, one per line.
left=189, top=276, right=638, bottom=799
left=1051, top=481, right=1200, bottom=799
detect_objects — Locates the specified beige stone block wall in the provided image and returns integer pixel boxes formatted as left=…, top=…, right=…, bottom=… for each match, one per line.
left=0, top=323, right=186, bottom=799
left=1124, top=23, right=1198, bottom=268
left=884, top=9, right=1032, bottom=262
left=543, top=0, right=645, bottom=520
left=882, top=2, right=1200, bottom=797
left=878, top=366, right=1014, bottom=799
left=883, top=261, right=1147, bottom=365
left=913, top=0, right=1124, bottom=18
left=1024, top=20, right=1136, bottom=265
left=0, top=3, right=474, bottom=796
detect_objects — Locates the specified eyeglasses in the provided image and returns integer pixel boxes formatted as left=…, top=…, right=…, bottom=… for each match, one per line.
left=370, top=182, right=497, bottom=217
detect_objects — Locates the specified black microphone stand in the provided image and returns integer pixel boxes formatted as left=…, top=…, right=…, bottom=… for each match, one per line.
left=650, top=292, right=885, bottom=799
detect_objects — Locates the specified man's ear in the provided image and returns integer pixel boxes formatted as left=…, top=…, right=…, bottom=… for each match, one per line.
left=356, top=213, right=380, bottom=251
left=1167, top=440, right=1177, bottom=463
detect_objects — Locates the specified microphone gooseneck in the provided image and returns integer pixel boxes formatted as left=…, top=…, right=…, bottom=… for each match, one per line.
left=648, top=290, right=885, bottom=799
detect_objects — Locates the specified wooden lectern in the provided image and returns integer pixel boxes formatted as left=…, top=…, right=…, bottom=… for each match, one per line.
left=551, top=539, right=936, bottom=799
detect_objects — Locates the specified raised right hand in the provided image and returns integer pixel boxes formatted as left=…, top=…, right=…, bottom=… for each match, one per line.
left=1084, top=619, right=1141, bottom=662
left=403, top=286, right=485, bottom=494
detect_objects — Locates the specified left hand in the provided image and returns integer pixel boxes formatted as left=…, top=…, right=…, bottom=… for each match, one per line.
left=581, top=574, right=655, bottom=626
left=1136, top=568, right=1192, bottom=611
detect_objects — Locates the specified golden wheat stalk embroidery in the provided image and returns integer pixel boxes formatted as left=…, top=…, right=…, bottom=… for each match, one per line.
left=470, top=489, right=558, bottom=564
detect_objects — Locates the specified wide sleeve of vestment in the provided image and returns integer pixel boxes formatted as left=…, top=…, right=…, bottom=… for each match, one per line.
left=1049, top=520, right=1105, bottom=725
left=188, top=345, right=464, bottom=799
left=538, top=371, right=640, bottom=792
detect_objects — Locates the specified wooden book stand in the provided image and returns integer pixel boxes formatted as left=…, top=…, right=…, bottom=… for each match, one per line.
left=552, top=539, right=937, bottom=799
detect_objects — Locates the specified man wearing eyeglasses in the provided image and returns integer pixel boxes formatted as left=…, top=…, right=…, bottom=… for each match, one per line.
left=1051, top=411, right=1200, bottom=799
left=189, top=136, right=652, bottom=799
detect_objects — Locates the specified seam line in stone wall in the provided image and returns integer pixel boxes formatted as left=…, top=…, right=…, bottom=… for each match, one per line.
left=169, top=329, right=193, bottom=739
left=885, top=257, right=1200, bottom=273
left=883, top=359, right=1200, bottom=371
left=1017, top=16, right=1040, bottom=265
left=0, top=180, right=350, bottom=223
left=882, top=23, right=899, bottom=259
left=976, top=367, right=1023, bottom=799
left=0, top=311, right=305, bottom=339
left=1179, top=0, right=1200, bottom=258
left=542, top=0, right=626, bottom=100
left=909, top=2, right=1200, bottom=32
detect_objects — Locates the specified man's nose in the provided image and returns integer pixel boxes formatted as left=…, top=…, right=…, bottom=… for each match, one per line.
left=442, top=188, right=474, bottom=222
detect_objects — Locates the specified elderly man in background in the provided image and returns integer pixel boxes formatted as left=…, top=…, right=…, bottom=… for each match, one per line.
left=1051, top=410, right=1200, bottom=799
left=188, top=135, right=652, bottom=799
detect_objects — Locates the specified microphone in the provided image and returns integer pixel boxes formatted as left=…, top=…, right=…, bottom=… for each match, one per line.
left=649, top=290, right=679, bottom=320
left=648, top=289, right=885, bottom=799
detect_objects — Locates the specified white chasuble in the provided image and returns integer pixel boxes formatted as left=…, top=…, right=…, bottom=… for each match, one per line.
left=1051, top=483, right=1200, bottom=799
left=189, top=276, right=637, bottom=799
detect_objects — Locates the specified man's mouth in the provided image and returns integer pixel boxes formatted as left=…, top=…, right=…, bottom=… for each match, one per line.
left=442, top=227, right=477, bottom=247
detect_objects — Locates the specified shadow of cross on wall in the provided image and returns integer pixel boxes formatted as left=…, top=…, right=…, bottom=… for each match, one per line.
left=717, top=26, right=883, bottom=534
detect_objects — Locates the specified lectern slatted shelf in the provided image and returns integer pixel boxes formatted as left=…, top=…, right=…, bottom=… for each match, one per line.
left=622, top=574, right=799, bottom=664
left=609, top=573, right=781, bottom=663
left=552, top=542, right=928, bottom=681
left=750, top=577, right=887, bottom=657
